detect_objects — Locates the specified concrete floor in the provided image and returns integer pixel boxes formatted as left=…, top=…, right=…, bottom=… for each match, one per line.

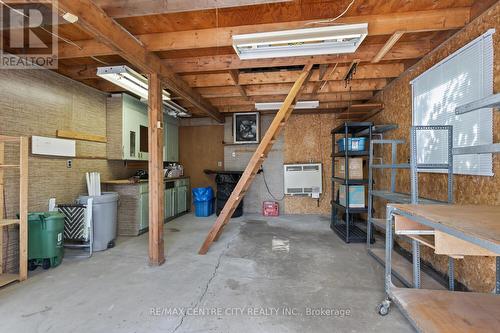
left=0, top=213, right=413, bottom=333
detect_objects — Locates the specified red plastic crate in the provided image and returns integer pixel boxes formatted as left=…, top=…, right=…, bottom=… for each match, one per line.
left=262, top=201, right=279, bottom=216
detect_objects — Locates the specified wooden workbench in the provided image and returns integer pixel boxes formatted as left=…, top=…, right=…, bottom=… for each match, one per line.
left=380, top=204, right=500, bottom=333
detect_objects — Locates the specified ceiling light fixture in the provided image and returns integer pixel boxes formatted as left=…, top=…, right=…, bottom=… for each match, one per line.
left=255, top=101, right=319, bottom=111
left=62, top=12, right=79, bottom=24
left=97, top=65, right=191, bottom=117
left=232, top=23, right=368, bottom=60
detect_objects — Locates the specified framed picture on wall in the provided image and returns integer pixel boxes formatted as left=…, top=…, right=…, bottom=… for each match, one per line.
left=233, top=112, right=259, bottom=144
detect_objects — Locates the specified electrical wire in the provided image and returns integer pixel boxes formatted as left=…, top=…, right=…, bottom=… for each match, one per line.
left=262, top=168, right=285, bottom=201
left=306, top=0, right=355, bottom=26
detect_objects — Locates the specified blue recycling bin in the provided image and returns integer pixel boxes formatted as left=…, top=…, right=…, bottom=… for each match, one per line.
left=192, top=187, right=214, bottom=217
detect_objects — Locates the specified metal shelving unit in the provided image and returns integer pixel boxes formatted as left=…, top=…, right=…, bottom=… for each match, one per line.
left=330, top=122, right=372, bottom=243
left=367, top=126, right=454, bottom=289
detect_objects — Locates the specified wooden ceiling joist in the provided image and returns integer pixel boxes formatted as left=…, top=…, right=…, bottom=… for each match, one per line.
left=201, top=92, right=374, bottom=106
left=57, top=0, right=224, bottom=122
left=195, top=79, right=387, bottom=98
left=162, top=41, right=431, bottom=72
left=58, top=63, right=404, bottom=85
left=216, top=101, right=363, bottom=113
left=372, top=31, right=405, bottom=63
left=95, top=0, right=293, bottom=18
left=56, top=8, right=470, bottom=59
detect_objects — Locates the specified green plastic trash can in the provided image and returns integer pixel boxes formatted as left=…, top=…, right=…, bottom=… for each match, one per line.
left=28, top=212, right=65, bottom=270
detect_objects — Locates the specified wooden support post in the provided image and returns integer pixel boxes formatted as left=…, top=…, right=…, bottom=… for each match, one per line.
left=198, top=64, right=313, bottom=254
left=148, top=73, right=165, bottom=266
left=19, top=137, right=28, bottom=281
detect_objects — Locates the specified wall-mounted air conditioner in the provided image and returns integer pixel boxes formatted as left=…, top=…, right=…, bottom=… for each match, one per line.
left=283, top=163, right=322, bottom=197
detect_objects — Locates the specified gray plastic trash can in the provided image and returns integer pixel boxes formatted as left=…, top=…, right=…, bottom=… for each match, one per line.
left=78, top=192, right=118, bottom=252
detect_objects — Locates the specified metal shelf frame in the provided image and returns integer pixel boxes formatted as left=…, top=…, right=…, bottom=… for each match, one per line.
left=410, top=125, right=454, bottom=290
left=367, top=126, right=455, bottom=292
left=453, top=93, right=500, bottom=155
left=330, top=122, right=372, bottom=243
left=367, top=139, right=409, bottom=246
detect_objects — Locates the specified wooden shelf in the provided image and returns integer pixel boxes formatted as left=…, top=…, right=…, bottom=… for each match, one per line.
left=391, top=287, right=500, bottom=333
left=0, top=136, right=28, bottom=284
left=407, top=234, right=435, bottom=249
left=0, top=219, right=20, bottom=227
left=0, top=273, right=19, bottom=287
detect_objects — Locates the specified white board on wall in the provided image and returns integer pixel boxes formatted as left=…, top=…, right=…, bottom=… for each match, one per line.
left=32, top=136, right=76, bottom=157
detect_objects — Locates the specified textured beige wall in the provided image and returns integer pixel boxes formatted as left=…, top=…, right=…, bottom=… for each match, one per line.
left=0, top=69, right=132, bottom=216
left=370, top=3, right=500, bottom=292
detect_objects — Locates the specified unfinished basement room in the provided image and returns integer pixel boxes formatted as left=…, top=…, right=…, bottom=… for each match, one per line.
left=0, top=0, right=499, bottom=332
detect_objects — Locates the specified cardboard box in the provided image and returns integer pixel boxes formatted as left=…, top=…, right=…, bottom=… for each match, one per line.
left=338, top=185, right=365, bottom=208
left=335, top=158, right=364, bottom=179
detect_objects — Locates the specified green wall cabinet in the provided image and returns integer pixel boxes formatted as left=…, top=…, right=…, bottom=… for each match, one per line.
left=164, top=117, right=179, bottom=162
left=107, top=93, right=179, bottom=162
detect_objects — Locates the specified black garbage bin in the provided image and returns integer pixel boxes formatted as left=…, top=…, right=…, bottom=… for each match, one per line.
left=214, top=172, right=244, bottom=218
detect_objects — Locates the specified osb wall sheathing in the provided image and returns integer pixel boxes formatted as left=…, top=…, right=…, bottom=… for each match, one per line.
left=0, top=69, right=133, bottom=273
left=284, top=113, right=342, bottom=214
left=370, top=2, right=500, bottom=292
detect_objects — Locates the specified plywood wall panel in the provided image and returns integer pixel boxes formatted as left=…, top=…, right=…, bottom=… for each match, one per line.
left=284, top=113, right=342, bottom=214
left=369, top=2, right=500, bottom=292
left=179, top=124, right=224, bottom=202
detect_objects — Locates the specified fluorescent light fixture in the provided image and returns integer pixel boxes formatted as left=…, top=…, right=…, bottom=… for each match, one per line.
left=233, top=23, right=368, bottom=59
left=97, top=65, right=171, bottom=101
left=255, top=101, right=319, bottom=110
left=97, top=66, right=191, bottom=117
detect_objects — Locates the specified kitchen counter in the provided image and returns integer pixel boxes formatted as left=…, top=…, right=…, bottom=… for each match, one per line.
left=102, top=176, right=190, bottom=185
left=104, top=177, right=190, bottom=236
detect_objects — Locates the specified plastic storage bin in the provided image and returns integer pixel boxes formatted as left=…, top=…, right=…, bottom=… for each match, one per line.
left=337, top=137, right=367, bottom=152
left=192, top=187, right=214, bottom=217
left=28, top=212, right=65, bottom=270
left=78, top=192, right=118, bottom=251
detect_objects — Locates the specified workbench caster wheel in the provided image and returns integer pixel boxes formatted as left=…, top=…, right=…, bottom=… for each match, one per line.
left=377, top=300, right=391, bottom=316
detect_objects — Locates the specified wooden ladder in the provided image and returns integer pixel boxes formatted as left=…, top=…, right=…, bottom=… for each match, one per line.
left=198, top=64, right=313, bottom=254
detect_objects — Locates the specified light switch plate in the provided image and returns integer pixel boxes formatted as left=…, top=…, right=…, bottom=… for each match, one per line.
left=217, top=161, right=223, bottom=167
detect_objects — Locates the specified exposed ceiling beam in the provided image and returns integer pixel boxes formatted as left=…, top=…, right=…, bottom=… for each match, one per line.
left=94, top=0, right=293, bottom=18
left=57, top=63, right=405, bottom=84
left=202, top=92, right=374, bottom=106
left=227, top=69, right=249, bottom=100
left=57, top=0, right=224, bottom=122
left=215, top=101, right=360, bottom=113
left=57, top=8, right=470, bottom=59
left=372, top=31, right=405, bottom=63
left=195, top=79, right=388, bottom=97
left=162, top=41, right=431, bottom=72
